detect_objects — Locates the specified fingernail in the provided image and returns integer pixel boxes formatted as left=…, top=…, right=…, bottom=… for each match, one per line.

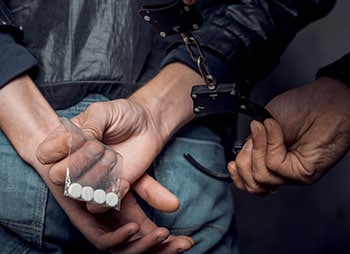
left=243, top=139, right=253, bottom=151
left=265, top=120, right=273, bottom=132
left=85, top=142, right=103, bottom=158
left=157, top=237, right=167, bottom=242
left=250, top=121, right=259, bottom=139
left=128, top=230, right=136, bottom=236
left=100, top=152, right=117, bottom=168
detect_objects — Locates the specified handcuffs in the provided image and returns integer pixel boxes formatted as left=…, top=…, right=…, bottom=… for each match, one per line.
left=139, top=0, right=272, bottom=181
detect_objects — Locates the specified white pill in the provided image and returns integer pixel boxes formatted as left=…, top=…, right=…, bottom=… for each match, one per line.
left=106, top=192, right=119, bottom=207
left=68, top=183, right=82, bottom=199
left=93, top=189, right=106, bottom=204
left=81, top=186, right=94, bottom=202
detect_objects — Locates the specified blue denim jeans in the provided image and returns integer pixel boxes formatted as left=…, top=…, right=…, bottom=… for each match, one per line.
left=0, top=94, right=239, bottom=253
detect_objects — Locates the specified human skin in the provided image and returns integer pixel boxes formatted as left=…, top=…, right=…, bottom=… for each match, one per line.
left=37, top=62, right=203, bottom=250
left=228, top=77, right=350, bottom=195
left=0, top=71, right=195, bottom=252
left=37, top=62, right=202, bottom=211
left=183, top=0, right=198, bottom=5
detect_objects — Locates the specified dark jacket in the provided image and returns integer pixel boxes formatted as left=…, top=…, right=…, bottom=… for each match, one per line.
left=0, top=0, right=336, bottom=109
left=317, top=53, right=350, bottom=87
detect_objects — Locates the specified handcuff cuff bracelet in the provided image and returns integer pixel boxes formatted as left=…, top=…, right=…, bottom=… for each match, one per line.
left=139, top=0, right=272, bottom=181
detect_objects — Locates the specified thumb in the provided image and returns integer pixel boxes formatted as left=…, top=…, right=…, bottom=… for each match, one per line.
left=36, top=118, right=85, bottom=164
left=227, top=159, right=245, bottom=190
left=264, top=118, right=290, bottom=172
left=133, top=174, right=180, bottom=213
left=71, top=105, right=110, bottom=141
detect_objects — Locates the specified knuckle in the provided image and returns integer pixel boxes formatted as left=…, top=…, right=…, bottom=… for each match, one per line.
left=235, top=159, right=248, bottom=171
left=299, top=169, right=317, bottom=184
left=245, top=183, right=264, bottom=195
left=252, top=170, right=275, bottom=185
left=252, top=171, right=267, bottom=183
left=85, top=139, right=105, bottom=152
left=87, top=101, right=105, bottom=112
left=265, top=158, right=281, bottom=171
left=49, top=167, right=65, bottom=185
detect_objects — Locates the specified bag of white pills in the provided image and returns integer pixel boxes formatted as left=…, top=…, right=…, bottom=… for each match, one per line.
left=60, top=117, right=123, bottom=210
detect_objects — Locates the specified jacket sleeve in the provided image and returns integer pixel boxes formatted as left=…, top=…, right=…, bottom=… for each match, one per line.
left=316, top=53, right=350, bottom=87
left=0, top=0, right=37, bottom=88
left=166, top=0, right=336, bottom=88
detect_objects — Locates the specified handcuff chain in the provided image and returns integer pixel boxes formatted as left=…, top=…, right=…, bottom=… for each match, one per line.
left=181, top=32, right=217, bottom=90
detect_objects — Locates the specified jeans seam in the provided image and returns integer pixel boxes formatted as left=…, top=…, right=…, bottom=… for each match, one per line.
left=36, top=185, right=48, bottom=249
left=0, top=220, right=42, bottom=236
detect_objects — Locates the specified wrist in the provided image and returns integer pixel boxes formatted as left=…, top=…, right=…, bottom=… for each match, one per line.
left=0, top=74, right=59, bottom=164
left=129, top=62, right=203, bottom=142
left=319, top=76, right=350, bottom=128
left=313, top=77, right=350, bottom=117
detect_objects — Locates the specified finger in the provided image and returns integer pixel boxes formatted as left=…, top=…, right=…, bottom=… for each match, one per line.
left=93, top=222, right=141, bottom=251
left=133, top=174, right=180, bottom=213
left=37, top=132, right=71, bottom=164
left=86, top=203, right=113, bottom=214
left=265, top=119, right=304, bottom=184
left=263, top=119, right=295, bottom=179
left=151, top=235, right=195, bottom=254
left=235, top=139, right=270, bottom=195
left=120, top=178, right=131, bottom=199
left=49, top=140, right=104, bottom=185
left=111, top=228, right=170, bottom=254
left=227, top=161, right=245, bottom=190
left=250, top=120, right=286, bottom=186
left=75, top=148, right=118, bottom=186
left=263, top=119, right=313, bottom=184
left=37, top=119, right=87, bottom=164
left=68, top=198, right=142, bottom=251
left=257, top=118, right=321, bottom=186
left=70, top=104, right=110, bottom=141
left=86, top=178, right=130, bottom=213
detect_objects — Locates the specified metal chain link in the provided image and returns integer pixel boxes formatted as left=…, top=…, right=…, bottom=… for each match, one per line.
left=181, top=32, right=217, bottom=90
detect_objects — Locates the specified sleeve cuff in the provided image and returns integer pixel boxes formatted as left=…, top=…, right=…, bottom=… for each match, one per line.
left=0, top=32, right=38, bottom=88
left=316, top=53, right=350, bottom=87
left=161, top=44, right=234, bottom=84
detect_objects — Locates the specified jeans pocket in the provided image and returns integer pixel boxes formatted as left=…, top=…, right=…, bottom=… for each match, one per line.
left=150, top=127, right=237, bottom=253
left=0, top=131, right=48, bottom=249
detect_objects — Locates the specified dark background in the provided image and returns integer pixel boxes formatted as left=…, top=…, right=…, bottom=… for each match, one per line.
left=233, top=0, right=350, bottom=253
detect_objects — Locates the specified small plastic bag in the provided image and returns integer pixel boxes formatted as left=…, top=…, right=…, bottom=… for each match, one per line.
left=60, top=117, right=123, bottom=210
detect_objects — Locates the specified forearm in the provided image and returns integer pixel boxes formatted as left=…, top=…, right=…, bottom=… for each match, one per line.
left=0, top=74, right=83, bottom=212
left=0, top=74, right=59, bottom=166
left=129, top=63, right=203, bottom=142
